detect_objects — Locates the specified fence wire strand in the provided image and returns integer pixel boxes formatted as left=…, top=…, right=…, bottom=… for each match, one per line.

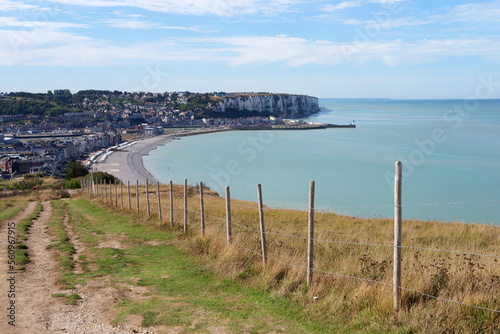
left=86, top=183, right=500, bottom=315
left=188, top=206, right=500, bottom=258
left=329, top=199, right=500, bottom=210
left=262, top=252, right=500, bottom=314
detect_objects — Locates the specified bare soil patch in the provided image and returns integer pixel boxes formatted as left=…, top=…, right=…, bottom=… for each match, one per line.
left=0, top=201, right=157, bottom=333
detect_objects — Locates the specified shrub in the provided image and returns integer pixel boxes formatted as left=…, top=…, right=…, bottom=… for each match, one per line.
left=65, top=179, right=81, bottom=189
left=65, top=159, right=88, bottom=180
left=91, top=171, right=117, bottom=184
left=11, top=178, right=43, bottom=190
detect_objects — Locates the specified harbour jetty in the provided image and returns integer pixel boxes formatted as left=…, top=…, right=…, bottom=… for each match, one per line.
left=232, top=123, right=355, bottom=130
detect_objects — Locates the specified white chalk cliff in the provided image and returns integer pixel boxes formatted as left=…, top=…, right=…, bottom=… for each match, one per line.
left=214, top=94, right=320, bottom=116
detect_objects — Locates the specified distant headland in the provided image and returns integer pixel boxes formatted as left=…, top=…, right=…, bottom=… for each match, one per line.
left=0, top=90, right=321, bottom=120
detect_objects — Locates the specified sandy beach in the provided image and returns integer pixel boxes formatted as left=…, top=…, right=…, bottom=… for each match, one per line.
left=93, top=128, right=230, bottom=185
left=93, top=135, right=172, bottom=185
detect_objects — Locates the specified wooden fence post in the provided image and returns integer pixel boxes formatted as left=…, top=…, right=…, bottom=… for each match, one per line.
left=183, top=179, right=188, bottom=233
left=307, top=180, right=315, bottom=286
left=257, top=184, right=267, bottom=268
left=136, top=180, right=139, bottom=213
left=100, top=179, right=103, bottom=199
left=146, top=179, right=150, bottom=218
left=127, top=181, right=131, bottom=210
left=104, top=180, right=108, bottom=202
left=121, top=182, right=123, bottom=208
left=109, top=181, right=112, bottom=204
left=115, top=180, right=118, bottom=207
left=170, top=180, right=174, bottom=227
left=157, top=182, right=162, bottom=222
left=394, top=161, right=403, bottom=313
left=225, top=186, right=232, bottom=244
left=200, top=182, right=205, bottom=237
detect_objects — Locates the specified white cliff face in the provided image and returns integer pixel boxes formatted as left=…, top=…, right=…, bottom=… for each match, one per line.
left=215, top=94, right=320, bottom=116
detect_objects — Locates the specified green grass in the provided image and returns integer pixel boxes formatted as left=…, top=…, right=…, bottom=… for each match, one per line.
left=17, top=202, right=42, bottom=234
left=57, top=196, right=500, bottom=333
left=46, top=200, right=77, bottom=288
left=62, top=197, right=347, bottom=333
left=14, top=202, right=43, bottom=270
left=0, top=199, right=28, bottom=222
left=51, top=293, right=83, bottom=305
left=14, top=247, right=29, bottom=271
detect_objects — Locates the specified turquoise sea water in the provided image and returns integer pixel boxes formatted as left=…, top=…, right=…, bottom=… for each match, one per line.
left=143, top=99, right=500, bottom=225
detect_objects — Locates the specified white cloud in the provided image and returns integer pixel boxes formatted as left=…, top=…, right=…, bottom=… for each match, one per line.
left=322, top=1, right=362, bottom=12
left=206, top=35, right=500, bottom=67
left=100, top=18, right=208, bottom=33
left=0, top=17, right=88, bottom=29
left=322, top=0, right=406, bottom=12
left=368, top=0, right=405, bottom=4
left=1, top=30, right=499, bottom=67
left=342, top=17, right=431, bottom=29
left=101, top=19, right=160, bottom=29
left=439, top=0, right=500, bottom=24
left=110, top=10, right=145, bottom=18
left=0, top=29, right=227, bottom=66
left=35, top=0, right=299, bottom=17
left=0, top=0, right=39, bottom=11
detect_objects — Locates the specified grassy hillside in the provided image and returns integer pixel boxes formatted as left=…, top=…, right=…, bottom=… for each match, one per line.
left=72, top=181, right=500, bottom=333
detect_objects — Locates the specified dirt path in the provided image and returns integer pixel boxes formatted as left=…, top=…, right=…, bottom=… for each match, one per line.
left=0, top=201, right=156, bottom=334
left=0, top=201, right=38, bottom=333
left=15, top=200, right=64, bottom=333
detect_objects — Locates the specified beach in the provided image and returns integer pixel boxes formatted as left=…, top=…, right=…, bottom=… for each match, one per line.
left=93, top=129, right=230, bottom=185
left=93, top=135, right=172, bottom=184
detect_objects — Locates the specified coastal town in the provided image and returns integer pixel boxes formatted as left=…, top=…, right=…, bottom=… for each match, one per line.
left=0, top=90, right=352, bottom=179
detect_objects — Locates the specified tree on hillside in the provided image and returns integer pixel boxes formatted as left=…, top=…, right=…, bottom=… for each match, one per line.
left=65, top=159, right=88, bottom=179
left=90, top=171, right=117, bottom=184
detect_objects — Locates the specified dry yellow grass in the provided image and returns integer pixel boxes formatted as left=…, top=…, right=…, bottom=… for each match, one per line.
left=81, top=181, right=500, bottom=333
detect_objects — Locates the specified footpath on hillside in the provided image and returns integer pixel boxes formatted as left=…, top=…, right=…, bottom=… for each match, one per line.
left=0, top=198, right=316, bottom=334
left=0, top=201, right=156, bottom=333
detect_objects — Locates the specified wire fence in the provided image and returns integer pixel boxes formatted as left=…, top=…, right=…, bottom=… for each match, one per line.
left=80, top=176, right=500, bottom=315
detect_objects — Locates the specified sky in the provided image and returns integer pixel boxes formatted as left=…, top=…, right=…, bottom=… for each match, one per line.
left=1, top=0, right=500, bottom=98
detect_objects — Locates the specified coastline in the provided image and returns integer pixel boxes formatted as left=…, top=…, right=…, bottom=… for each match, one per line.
left=93, top=128, right=231, bottom=185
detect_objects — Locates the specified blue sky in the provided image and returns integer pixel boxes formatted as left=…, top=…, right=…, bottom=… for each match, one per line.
left=1, top=0, right=500, bottom=98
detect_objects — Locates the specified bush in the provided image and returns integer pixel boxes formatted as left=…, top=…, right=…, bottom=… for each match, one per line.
left=24, top=173, right=44, bottom=179
left=53, top=189, right=70, bottom=198
left=11, top=178, right=43, bottom=190
left=65, top=179, right=81, bottom=189
left=65, top=159, right=88, bottom=180
left=91, top=171, right=117, bottom=184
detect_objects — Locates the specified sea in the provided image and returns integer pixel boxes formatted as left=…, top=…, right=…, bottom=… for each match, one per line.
left=143, top=99, right=500, bottom=225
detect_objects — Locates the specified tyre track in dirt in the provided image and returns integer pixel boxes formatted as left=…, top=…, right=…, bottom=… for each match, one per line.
left=0, top=201, right=38, bottom=333
left=1, top=199, right=224, bottom=333
left=0, top=201, right=153, bottom=334
left=15, top=200, right=63, bottom=333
